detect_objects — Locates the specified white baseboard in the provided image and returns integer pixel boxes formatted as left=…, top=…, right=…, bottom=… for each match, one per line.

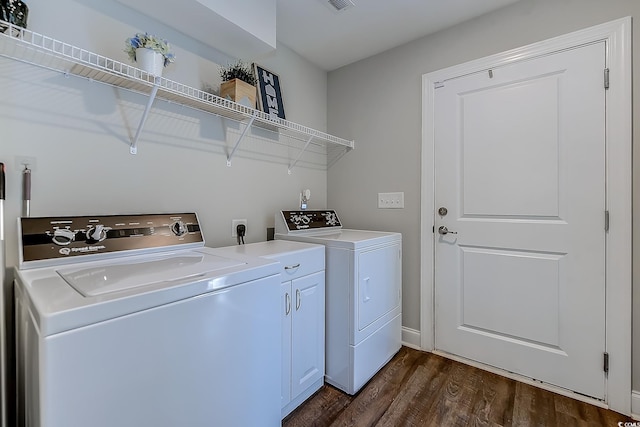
left=401, top=326, right=421, bottom=350
left=631, top=390, right=640, bottom=420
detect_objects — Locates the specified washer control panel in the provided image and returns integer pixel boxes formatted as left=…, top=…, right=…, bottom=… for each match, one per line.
left=19, top=213, right=203, bottom=265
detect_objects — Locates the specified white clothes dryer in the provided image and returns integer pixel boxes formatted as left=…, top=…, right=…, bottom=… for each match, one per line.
left=15, top=213, right=282, bottom=427
left=275, top=210, right=402, bottom=395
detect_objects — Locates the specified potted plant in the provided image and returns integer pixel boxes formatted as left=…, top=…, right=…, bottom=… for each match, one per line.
left=219, top=60, right=257, bottom=108
left=1, top=0, right=29, bottom=35
left=125, top=32, right=175, bottom=77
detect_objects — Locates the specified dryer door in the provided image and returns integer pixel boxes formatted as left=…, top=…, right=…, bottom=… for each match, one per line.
left=357, top=243, right=402, bottom=333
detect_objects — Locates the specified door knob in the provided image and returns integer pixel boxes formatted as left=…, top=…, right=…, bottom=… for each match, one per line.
left=438, top=226, right=457, bottom=235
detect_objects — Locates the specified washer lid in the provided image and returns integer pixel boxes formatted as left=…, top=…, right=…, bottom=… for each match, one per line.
left=58, top=252, right=244, bottom=296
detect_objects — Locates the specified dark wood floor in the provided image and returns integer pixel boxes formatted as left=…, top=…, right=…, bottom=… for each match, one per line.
left=283, top=346, right=633, bottom=427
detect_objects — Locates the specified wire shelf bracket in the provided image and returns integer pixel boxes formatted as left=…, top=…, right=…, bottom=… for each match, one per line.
left=288, top=135, right=314, bottom=175
left=226, top=114, right=256, bottom=166
left=130, top=81, right=160, bottom=155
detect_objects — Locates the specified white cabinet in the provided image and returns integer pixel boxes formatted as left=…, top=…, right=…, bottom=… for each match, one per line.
left=282, top=270, right=325, bottom=413
left=212, top=240, right=325, bottom=419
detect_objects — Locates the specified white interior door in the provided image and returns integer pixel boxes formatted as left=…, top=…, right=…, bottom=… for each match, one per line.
left=434, top=42, right=606, bottom=399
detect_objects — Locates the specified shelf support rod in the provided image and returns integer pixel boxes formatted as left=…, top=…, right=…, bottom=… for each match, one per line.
left=288, top=135, right=314, bottom=175
left=227, top=114, right=256, bottom=166
left=130, top=82, right=160, bottom=155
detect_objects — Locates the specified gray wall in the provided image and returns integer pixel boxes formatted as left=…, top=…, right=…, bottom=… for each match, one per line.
left=326, top=0, right=640, bottom=388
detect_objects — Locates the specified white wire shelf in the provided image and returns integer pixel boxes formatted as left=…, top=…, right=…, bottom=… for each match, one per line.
left=0, top=21, right=354, bottom=171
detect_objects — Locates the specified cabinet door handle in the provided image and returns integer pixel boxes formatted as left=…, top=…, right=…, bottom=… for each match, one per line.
left=296, top=288, right=301, bottom=311
left=284, top=263, right=301, bottom=270
left=285, top=292, right=291, bottom=316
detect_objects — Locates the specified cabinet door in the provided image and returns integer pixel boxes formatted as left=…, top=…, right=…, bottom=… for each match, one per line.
left=281, top=281, right=292, bottom=408
left=291, top=271, right=325, bottom=399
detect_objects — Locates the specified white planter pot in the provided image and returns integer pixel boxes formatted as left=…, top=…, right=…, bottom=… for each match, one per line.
left=136, top=48, right=164, bottom=77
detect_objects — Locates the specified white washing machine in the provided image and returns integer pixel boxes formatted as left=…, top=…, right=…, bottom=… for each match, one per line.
left=275, top=210, right=402, bottom=395
left=15, top=213, right=282, bottom=427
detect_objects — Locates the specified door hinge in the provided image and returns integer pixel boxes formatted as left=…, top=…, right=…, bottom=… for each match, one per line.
left=604, top=352, right=609, bottom=373
left=432, top=225, right=435, bottom=234
left=604, top=68, right=610, bottom=89
left=605, top=210, right=610, bottom=232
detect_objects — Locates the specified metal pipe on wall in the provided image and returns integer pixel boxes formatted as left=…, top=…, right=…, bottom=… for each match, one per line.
left=22, top=165, right=30, bottom=218
left=0, top=162, right=6, bottom=427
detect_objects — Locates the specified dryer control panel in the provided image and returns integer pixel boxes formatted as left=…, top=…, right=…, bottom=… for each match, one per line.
left=276, top=210, right=342, bottom=234
left=19, top=213, right=203, bottom=268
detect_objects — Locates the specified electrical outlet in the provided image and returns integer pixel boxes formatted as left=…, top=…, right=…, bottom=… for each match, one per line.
left=378, top=192, right=404, bottom=209
left=232, top=219, right=247, bottom=237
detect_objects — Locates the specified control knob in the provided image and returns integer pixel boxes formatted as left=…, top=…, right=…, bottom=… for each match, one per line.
left=52, top=228, right=76, bottom=246
left=86, top=225, right=107, bottom=243
left=171, top=221, right=188, bottom=236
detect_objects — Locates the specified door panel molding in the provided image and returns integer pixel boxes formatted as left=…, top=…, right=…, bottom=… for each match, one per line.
left=420, top=17, right=631, bottom=414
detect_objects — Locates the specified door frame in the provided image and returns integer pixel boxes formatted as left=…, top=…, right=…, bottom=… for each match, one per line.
left=420, top=17, right=632, bottom=414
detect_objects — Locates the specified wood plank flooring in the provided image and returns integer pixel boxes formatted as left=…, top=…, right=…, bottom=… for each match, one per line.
left=283, top=347, right=633, bottom=427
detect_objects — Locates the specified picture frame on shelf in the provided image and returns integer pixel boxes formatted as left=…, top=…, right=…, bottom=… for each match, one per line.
left=253, top=64, right=286, bottom=120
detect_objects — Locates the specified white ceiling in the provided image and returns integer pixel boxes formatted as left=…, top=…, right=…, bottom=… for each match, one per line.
left=276, top=0, right=522, bottom=71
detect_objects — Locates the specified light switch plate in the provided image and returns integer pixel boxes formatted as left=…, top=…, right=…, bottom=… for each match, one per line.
left=378, top=192, right=404, bottom=209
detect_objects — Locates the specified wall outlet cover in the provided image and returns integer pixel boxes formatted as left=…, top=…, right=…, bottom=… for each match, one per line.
left=232, top=219, right=247, bottom=237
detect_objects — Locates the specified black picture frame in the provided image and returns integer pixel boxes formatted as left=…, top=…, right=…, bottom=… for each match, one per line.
left=253, top=64, right=286, bottom=120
